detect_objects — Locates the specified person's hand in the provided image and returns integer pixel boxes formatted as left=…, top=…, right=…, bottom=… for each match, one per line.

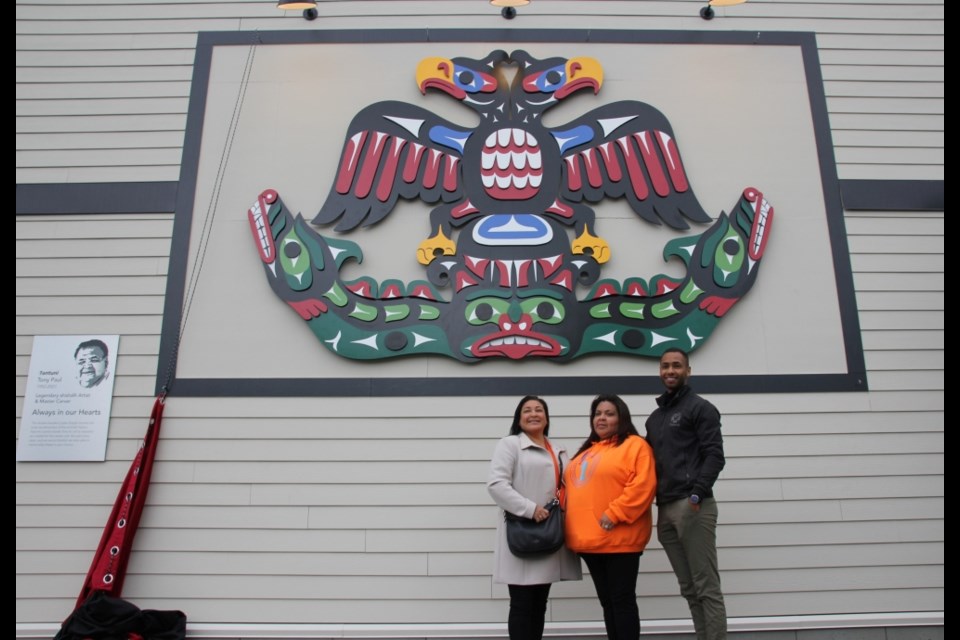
left=599, top=514, right=615, bottom=531
left=533, top=505, right=551, bottom=522
left=689, top=496, right=702, bottom=512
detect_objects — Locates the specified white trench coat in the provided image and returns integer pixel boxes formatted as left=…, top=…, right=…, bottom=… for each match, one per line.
left=487, top=433, right=583, bottom=585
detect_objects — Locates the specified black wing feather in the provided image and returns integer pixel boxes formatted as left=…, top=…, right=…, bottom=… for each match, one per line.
left=556, top=100, right=711, bottom=230
left=313, top=101, right=468, bottom=231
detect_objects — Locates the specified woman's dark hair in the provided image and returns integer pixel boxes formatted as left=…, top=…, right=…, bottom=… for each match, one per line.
left=508, top=395, right=550, bottom=437
left=573, top=394, right=640, bottom=458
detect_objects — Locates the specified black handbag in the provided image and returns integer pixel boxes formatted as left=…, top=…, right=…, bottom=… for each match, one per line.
left=504, top=497, right=565, bottom=557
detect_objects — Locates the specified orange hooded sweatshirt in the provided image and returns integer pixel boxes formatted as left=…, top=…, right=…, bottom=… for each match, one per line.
left=563, top=435, right=657, bottom=554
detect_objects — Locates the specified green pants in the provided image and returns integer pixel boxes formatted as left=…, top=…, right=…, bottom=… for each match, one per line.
left=657, top=497, right=727, bottom=640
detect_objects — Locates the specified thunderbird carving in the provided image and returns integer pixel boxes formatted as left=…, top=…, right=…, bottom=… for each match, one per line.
left=247, top=50, right=772, bottom=362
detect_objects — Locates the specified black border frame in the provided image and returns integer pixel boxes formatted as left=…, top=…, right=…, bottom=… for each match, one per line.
left=151, top=28, right=872, bottom=396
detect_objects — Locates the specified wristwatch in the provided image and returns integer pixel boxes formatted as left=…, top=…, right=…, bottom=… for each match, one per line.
left=689, top=494, right=702, bottom=505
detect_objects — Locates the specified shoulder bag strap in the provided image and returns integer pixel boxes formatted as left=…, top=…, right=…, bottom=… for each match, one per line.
left=543, top=439, right=562, bottom=495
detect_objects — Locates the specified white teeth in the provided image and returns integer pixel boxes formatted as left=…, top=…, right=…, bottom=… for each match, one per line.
left=250, top=205, right=272, bottom=255
left=482, top=172, right=542, bottom=189
left=485, top=128, right=540, bottom=149
left=480, top=337, right=551, bottom=350
left=752, top=199, right=771, bottom=254
left=482, top=149, right=542, bottom=170
left=479, top=128, right=543, bottom=191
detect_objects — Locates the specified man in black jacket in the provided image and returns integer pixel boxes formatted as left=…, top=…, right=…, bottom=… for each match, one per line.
left=645, top=347, right=727, bottom=640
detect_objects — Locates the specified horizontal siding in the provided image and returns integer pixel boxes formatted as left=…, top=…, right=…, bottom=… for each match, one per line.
left=19, top=592, right=943, bottom=629
left=14, top=406, right=944, bottom=441
left=16, top=98, right=188, bottom=118
left=16, top=165, right=184, bottom=183
left=15, top=474, right=945, bottom=507
left=14, top=1, right=944, bottom=635
left=16, top=276, right=169, bottom=296
left=39, top=431, right=940, bottom=462
left=15, top=0, right=943, bottom=182
left=18, top=566, right=946, bottom=600
left=21, top=498, right=944, bottom=531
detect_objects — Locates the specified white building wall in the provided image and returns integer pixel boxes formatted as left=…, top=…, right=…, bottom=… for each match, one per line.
left=16, top=0, right=943, bottom=183
left=16, top=0, right=943, bottom=636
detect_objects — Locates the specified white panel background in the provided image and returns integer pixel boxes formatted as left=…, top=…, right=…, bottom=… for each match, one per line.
left=16, top=0, right=943, bottom=637
left=174, top=40, right=842, bottom=378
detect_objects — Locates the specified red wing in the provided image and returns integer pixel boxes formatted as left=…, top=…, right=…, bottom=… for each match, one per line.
left=313, top=101, right=467, bottom=231
left=556, top=101, right=711, bottom=229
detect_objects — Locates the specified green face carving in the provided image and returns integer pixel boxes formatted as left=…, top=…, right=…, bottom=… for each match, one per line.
left=247, top=186, right=771, bottom=362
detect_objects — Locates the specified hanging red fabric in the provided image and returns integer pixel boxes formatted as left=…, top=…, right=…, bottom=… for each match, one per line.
left=74, top=395, right=166, bottom=608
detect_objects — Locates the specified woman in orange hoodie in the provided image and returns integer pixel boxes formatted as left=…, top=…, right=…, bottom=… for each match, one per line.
left=564, top=394, right=657, bottom=640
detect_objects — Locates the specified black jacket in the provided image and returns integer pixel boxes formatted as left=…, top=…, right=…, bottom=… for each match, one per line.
left=644, top=385, right=725, bottom=504
left=55, top=591, right=186, bottom=640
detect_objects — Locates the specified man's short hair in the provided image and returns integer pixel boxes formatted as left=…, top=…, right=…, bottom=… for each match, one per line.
left=660, top=347, right=689, bottom=366
left=74, top=339, right=109, bottom=360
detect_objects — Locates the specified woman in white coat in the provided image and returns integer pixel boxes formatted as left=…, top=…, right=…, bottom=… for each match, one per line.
left=487, top=396, right=582, bottom=640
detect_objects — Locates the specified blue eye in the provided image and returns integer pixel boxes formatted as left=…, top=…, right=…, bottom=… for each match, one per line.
left=455, top=67, right=484, bottom=92
left=536, top=65, right=566, bottom=91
